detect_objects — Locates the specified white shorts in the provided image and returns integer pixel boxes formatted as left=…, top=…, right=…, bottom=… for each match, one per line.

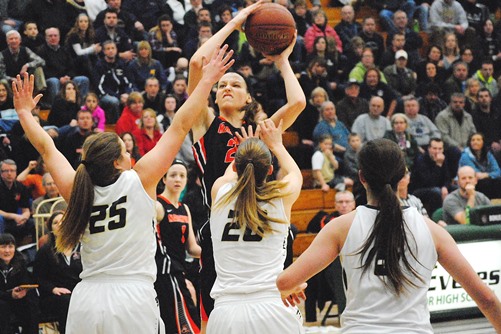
left=66, top=276, right=165, bottom=334
left=207, top=293, right=304, bottom=334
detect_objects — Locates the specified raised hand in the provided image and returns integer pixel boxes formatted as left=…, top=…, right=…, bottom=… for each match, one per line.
left=12, top=73, right=43, bottom=115
left=259, top=118, right=283, bottom=151
left=201, top=44, right=235, bottom=85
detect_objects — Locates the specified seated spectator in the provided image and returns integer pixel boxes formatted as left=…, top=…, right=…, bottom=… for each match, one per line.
left=0, top=159, right=34, bottom=244
left=349, top=48, right=388, bottom=84
left=170, top=76, right=188, bottom=108
left=312, top=134, right=352, bottom=192
left=0, top=80, right=14, bottom=111
left=142, top=78, right=166, bottom=115
left=28, top=0, right=72, bottom=37
left=336, top=78, right=369, bottom=130
left=472, top=60, right=499, bottom=97
left=442, top=32, right=460, bottom=71
left=334, top=5, right=362, bottom=52
left=410, top=137, right=453, bottom=216
left=0, top=233, right=39, bottom=334
left=351, top=96, right=392, bottom=143
left=65, top=13, right=101, bottom=79
left=415, top=45, right=447, bottom=84
left=305, top=36, right=346, bottom=92
left=371, top=0, right=416, bottom=34
left=183, top=21, right=213, bottom=60
left=464, top=77, right=480, bottom=112
left=127, top=41, right=167, bottom=92
left=115, top=92, right=144, bottom=135
left=386, top=10, right=423, bottom=70
left=292, top=87, right=329, bottom=147
left=415, top=62, right=445, bottom=98
left=480, top=19, right=501, bottom=77
left=21, top=21, right=45, bottom=51
left=304, top=10, right=342, bottom=54
left=442, top=61, right=469, bottom=103
left=33, top=211, right=82, bottom=334
left=380, top=32, right=406, bottom=70
left=93, top=40, right=133, bottom=123
left=214, top=5, right=239, bottom=53
left=458, top=46, right=480, bottom=77
left=121, top=0, right=166, bottom=32
left=81, top=93, right=105, bottom=132
left=472, top=88, right=501, bottom=160
left=462, top=0, right=490, bottom=34
left=359, top=68, right=397, bottom=117
left=56, top=109, right=94, bottom=169
left=383, top=50, right=417, bottom=97
left=343, top=36, right=365, bottom=75
left=383, top=113, right=420, bottom=170
left=16, top=158, right=46, bottom=200
left=358, top=17, right=385, bottom=65
left=132, top=109, right=162, bottom=156
left=120, top=132, right=142, bottom=167
left=459, top=132, right=501, bottom=199
left=291, top=0, right=312, bottom=37
left=148, top=14, right=182, bottom=69
left=403, top=96, right=441, bottom=149
left=37, top=27, right=90, bottom=106
left=94, top=8, right=135, bottom=63
left=398, top=169, right=428, bottom=217
left=429, top=0, right=469, bottom=40
left=312, top=101, right=350, bottom=156
left=343, top=132, right=364, bottom=198
left=298, top=57, right=332, bottom=102
left=94, top=0, right=145, bottom=42
left=47, top=81, right=81, bottom=128
left=417, top=82, right=448, bottom=122
left=442, top=165, right=490, bottom=225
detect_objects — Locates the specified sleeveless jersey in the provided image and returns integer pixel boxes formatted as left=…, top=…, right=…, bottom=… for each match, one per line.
left=340, top=205, right=438, bottom=333
left=210, top=183, right=289, bottom=299
left=79, top=170, right=157, bottom=282
left=155, top=195, right=189, bottom=274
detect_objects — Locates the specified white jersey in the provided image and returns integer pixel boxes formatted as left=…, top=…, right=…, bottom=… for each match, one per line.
left=210, top=183, right=289, bottom=299
left=79, top=170, right=157, bottom=282
left=340, top=205, right=438, bottom=333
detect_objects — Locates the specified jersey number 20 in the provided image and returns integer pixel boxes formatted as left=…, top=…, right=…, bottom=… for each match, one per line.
left=89, top=196, right=127, bottom=234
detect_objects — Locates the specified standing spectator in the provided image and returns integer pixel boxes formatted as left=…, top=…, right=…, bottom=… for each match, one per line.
left=56, top=109, right=94, bottom=169
left=127, top=41, right=167, bottom=92
left=336, top=78, right=369, bottom=130
left=142, top=77, right=166, bottom=115
left=403, top=96, right=441, bottom=149
left=0, top=159, right=34, bottom=243
left=148, top=14, right=182, bottom=69
left=351, top=96, right=392, bottom=143
left=442, top=165, right=490, bottom=225
left=132, top=109, right=162, bottom=156
left=37, top=27, right=89, bottom=106
left=304, top=10, right=342, bottom=54
left=383, top=50, right=417, bottom=97
left=94, top=8, right=135, bottom=63
left=334, top=5, right=362, bottom=52
left=93, top=40, right=133, bottom=123
left=358, top=17, right=385, bottom=64
left=47, top=81, right=81, bottom=128
left=115, top=92, right=143, bottom=135
left=371, top=0, right=417, bottom=34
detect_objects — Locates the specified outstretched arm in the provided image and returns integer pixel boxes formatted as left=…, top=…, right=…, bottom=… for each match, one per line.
left=13, top=74, right=75, bottom=201
left=135, top=45, right=235, bottom=198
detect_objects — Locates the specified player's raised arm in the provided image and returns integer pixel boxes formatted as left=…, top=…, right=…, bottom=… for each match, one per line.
left=135, top=45, right=234, bottom=197
left=13, top=73, right=75, bottom=200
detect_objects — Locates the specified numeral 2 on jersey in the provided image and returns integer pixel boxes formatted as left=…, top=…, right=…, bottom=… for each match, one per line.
left=221, top=210, right=262, bottom=242
left=89, top=196, right=127, bottom=234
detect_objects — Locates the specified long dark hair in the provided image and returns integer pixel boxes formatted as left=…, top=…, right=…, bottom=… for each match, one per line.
left=356, top=138, right=424, bottom=295
left=57, top=133, right=122, bottom=251
left=468, top=132, right=488, bottom=163
left=46, top=211, right=65, bottom=263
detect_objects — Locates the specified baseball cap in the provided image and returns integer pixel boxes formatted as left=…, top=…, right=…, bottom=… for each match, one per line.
left=346, top=78, right=360, bottom=86
left=395, top=50, right=408, bottom=60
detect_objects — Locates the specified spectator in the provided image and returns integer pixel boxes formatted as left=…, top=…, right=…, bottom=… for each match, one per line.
left=21, top=21, right=45, bottom=51
left=442, top=33, right=460, bottom=71
left=336, top=78, right=369, bottom=130
left=29, top=0, right=72, bottom=38
left=115, top=92, right=143, bottom=135
left=37, top=27, right=89, bottom=106
left=410, top=137, right=453, bottom=217
left=380, top=32, right=406, bottom=69
left=383, top=50, right=417, bottom=97
left=94, top=0, right=146, bottom=42
left=459, top=132, right=501, bottom=199
left=304, top=9, right=342, bottom=54
left=429, top=0, right=468, bottom=38
left=472, top=88, right=501, bottom=159
left=386, top=10, right=423, bottom=69
left=120, top=132, right=141, bottom=167
left=312, top=101, right=350, bottom=155
left=142, top=77, right=165, bottom=115
left=415, top=62, right=445, bottom=98
left=359, top=68, right=397, bottom=117
left=148, top=14, right=182, bottom=69
left=351, top=96, right=392, bottom=143
left=183, top=0, right=205, bottom=37
left=343, top=132, right=362, bottom=183
left=81, top=93, right=106, bottom=132
left=442, top=61, right=469, bottom=103
left=167, top=56, right=188, bottom=83
left=0, top=79, right=13, bottom=111
left=94, top=8, right=135, bottom=62
left=462, top=0, right=489, bottom=34
left=383, top=113, right=420, bottom=170
left=311, top=134, right=350, bottom=192
left=305, top=36, right=345, bottom=91
left=132, top=108, right=162, bottom=156
left=349, top=48, right=387, bottom=84
left=403, top=96, right=441, bottom=149
left=293, top=86, right=329, bottom=146
left=343, top=36, right=365, bottom=78
left=64, top=13, right=101, bottom=79
left=16, top=158, right=46, bottom=200
left=47, top=81, right=81, bottom=128
left=170, top=76, right=188, bottom=108
left=298, top=57, right=332, bottom=102
left=415, top=45, right=447, bottom=84
left=127, top=41, right=167, bottom=92
left=93, top=40, right=133, bottom=123
left=31, top=172, right=66, bottom=217
left=417, top=82, right=448, bottom=122
left=480, top=19, right=501, bottom=76
left=358, top=17, right=385, bottom=64
left=464, top=77, right=480, bottom=112
left=121, top=0, right=166, bottom=32
left=442, top=165, right=490, bottom=225
left=459, top=45, right=480, bottom=77
left=334, top=5, right=362, bottom=52
left=57, top=109, right=94, bottom=169
left=183, top=21, right=213, bottom=60
left=371, top=0, right=417, bottom=34
left=291, top=0, right=311, bottom=37
left=0, top=233, right=39, bottom=334
left=0, top=159, right=34, bottom=243
left=398, top=169, right=428, bottom=217
left=214, top=5, right=239, bottom=53
left=33, top=211, right=82, bottom=334
left=472, top=60, right=498, bottom=97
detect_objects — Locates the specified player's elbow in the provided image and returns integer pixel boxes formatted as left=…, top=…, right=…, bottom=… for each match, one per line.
left=276, top=273, right=292, bottom=293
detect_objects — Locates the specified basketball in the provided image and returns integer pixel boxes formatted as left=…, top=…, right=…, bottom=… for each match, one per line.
left=245, top=3, right=296, bottom=55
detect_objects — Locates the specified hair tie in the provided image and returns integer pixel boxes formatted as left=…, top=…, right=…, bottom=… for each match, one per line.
left=81, top=160, right=89, bottom=167
left=247, top=159, right=254, bottom=165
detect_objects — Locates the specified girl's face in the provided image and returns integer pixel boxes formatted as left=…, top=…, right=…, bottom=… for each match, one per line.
left=315, top=38, right=327, bottom=52
left=461, top=49, right=473, bottom=63
left=484, top=20, right=494, bottom=34
left=85, top=96, right=98, bottom=111
left=160, top=20, right=172, bottom=33
left=139, top=47, right=150, bottom=59
left=445, top=35, right=457, bottom=49
left=116, top=139, right=132, bottom=171
left=122, top=133, right=134, bottom=152
left=220, top=10, right=232, bottom=24
left=0, top=84, right=7, bottom=101
left=319, top=138, right=333, bottom=152
left=215, top=73, right=250, bottom=112
left=426, top=63, right=437, bottom=78
left=163, top=164, right=187, bottom=193
left=470, top=134, right=484, bottom=151
left=0, top=243, right=15, bottom=265
left=142, top=111, right=156, bottom=128
left=78, top=15, right=89, bottom=31
left=164, top=97, right=177, bottom=112
left=314, top=12, right=325, bottom=25
left=429, top=47, right=441, bottom=61
left=469, top=81, right=480, bottom=95
left=65, top=83, right=76, bottom=102
left=51, top=214, right=63, bottom=237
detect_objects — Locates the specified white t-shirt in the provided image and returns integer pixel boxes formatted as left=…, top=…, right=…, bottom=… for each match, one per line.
left=340, top=205, right=437, bottom=333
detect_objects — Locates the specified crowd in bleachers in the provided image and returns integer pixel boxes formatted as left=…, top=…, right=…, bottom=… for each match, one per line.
left=2, top=0, right=501, bottom=332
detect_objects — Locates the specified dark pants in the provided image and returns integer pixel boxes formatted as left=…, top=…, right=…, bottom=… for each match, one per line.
left=40, top=294, right=72, bottom=334
left=0, top=294, right=40, bottom=334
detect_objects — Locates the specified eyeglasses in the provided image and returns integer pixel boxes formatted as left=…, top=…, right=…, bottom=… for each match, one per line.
left=1, top=169, right=16, bottom=173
